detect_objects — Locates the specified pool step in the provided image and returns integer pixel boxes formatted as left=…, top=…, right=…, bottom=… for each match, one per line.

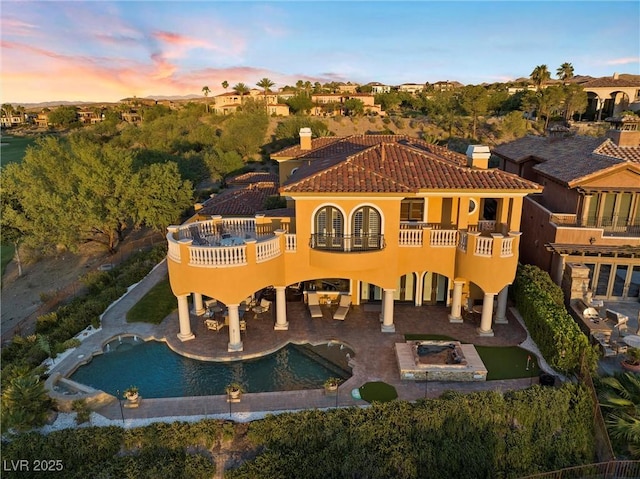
left=291, top=344, right=352, bottom=379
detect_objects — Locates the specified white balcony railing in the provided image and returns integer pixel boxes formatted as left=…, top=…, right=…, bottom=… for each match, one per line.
left=430, top=229, right=458, bottom=247
left=475, top=237, right=494, bottom=257
left=501, top=237, right=515, bottom=257
left=285, top=233, right=297, bottom=252
left=256, top=236, right=281, bottom=263
left=399, top=229, right=423, bottom=246
left=167, top=238, right=181, bottom=262
left=189, top=244, right=247, bottom=267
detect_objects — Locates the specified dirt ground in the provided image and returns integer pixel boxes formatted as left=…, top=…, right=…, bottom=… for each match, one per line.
left=0, top=229, right=163, bottom=341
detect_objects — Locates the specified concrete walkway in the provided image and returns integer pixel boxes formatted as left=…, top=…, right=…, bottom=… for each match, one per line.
left=46, top=259, right=553, bottom=422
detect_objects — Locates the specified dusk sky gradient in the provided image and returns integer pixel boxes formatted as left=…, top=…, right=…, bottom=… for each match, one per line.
left=2, top=1, right=639, bottom=104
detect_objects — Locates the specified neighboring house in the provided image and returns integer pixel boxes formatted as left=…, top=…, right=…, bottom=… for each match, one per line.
left=77, top=109, right=104, bottom=124
left=397, top=83, right=425, bottom=94
left=166, top=130, right=541, bottom=351
left=432, top=81, right=463, bottom=92
left=338, top=83, right=359, bottom=94
left=212, top=91, right=289, bottom=116
left=368, top=82, right=391, bottom=94
left=35, top=111, right=50, bottom=128
left=310, top=93, right=383, bottom=116
left=492, top=116, right=640, bottom=302
left=0, top=114, right=23, bottom=128
left=573, top=73, right=640, bottom=120
left=120, top=110, right=142, bottom=124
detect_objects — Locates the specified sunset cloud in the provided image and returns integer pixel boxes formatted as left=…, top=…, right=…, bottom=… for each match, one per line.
left=1, top=1, right=638, bottom=104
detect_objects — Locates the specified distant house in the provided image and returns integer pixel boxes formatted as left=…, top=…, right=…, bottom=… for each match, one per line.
left=492, top=115, right=640, bottom=302
left=367, top=82, right=391, bottom=94
left=337, top=83, right=359, bottom=94
left=572, top=73, right=640, bottom=120
left=310, top=93, right=383, bottom=116
left=212, top=90, right=289, bottom=116
left=397, top=83, right=425, bottom=94
left=433, top=81, right=463, bottom=92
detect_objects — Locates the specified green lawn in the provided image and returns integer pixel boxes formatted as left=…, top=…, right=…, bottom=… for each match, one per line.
left=405, top=334, right=539, bottom=380
left=1, top=243, right=15, bottom=277
left=0, top=135, right=37, bottom=167
left=126, top=277, right=177, bottom=324
left=359, top=381, right=398, bottom=403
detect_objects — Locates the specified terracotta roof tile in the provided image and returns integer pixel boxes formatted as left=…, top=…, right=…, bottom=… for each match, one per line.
left=200, top=182, right=278, bottom=216
left=227, top=171, right=279, bottom=185
left=493, top=135, right=640, bottom=185
left=281, top=139, right=540, bottom=194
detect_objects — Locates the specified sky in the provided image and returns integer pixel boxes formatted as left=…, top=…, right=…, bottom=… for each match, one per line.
left=1, top=1, right=639, bottom=104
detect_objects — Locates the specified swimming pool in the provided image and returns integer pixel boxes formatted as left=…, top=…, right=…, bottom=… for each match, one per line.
left=69, top=339, right=353, bottom=398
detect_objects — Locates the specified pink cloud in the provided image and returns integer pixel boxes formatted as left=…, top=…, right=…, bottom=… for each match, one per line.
left=0, top=16, right=37, bottom=36
left=604, top=57, right=639, bottom=66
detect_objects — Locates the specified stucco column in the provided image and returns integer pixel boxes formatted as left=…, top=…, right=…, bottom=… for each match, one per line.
left=554, top=253, right=568, bottom=286
left=448, top=280, right=465, bottom=323
left=192, top=292, right=205, bottom=316
left=381, top=289, right=396, bottom=333
left=227, top=304, right=243, bottom=352
left=177, top=295, right=195, bottom=342
left=274, top=286, right=289, bottom=330
left=415, top=273, right=424, bottom=307
left=477, top=292, right=495, bottom=337
left=494, top=286, right=509, bottom=324
left=580, top=195, right=593, bottom=226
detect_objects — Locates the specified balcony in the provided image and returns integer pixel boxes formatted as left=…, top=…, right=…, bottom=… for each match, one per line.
left=309, top=233, right=385, bottom=252
left=167, top=217, right=284, bottom=268
left=550, top=214, right=640, bottom=237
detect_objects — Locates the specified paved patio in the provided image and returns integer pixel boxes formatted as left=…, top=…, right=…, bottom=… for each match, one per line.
left=47, top=259, right=638, bottom=423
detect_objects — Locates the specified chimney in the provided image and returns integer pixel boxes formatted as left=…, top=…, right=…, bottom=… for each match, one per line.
left=299, top=127, right=312, bottom=150
left=605, top=115, right=640, bottom=147
left=613, top=72, right=619, bottom=80
left=465, top=145, right=490, bottom=169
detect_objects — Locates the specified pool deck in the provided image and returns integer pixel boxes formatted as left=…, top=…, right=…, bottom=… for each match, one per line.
left=46, top=259, right=633, bottom=422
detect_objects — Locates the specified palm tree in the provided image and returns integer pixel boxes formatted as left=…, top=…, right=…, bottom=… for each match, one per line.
left=597, top=371, right=640, bottom=459
left=530, top=65, right=551, bottom=90
left=556, top=62, right=575, bottom=81
left=202, top=86, right=211, bottom=113
left=256, top=77, right=275, bottom=111
left=233, top=83, right=249, bottom=105
left=222, top=80, right=229, bottom=91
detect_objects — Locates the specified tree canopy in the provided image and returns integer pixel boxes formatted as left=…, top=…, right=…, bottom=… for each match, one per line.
left=1, top=135, right=193, bottom=253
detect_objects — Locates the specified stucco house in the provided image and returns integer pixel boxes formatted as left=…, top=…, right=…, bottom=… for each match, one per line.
left=492, top=116, right=640, bottom=302
left=166, top=130, right=541, bottom=352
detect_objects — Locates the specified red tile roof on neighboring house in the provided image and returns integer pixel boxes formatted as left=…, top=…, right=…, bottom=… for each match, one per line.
left=199, top=182, right=279, bottom=216
left=578, top=77, right=640, bottom=88
left=493, top=134, right=640, bottom=185
left=227, top=171, right=279, bottom=186
left=280, top=138, right=540, bottom=194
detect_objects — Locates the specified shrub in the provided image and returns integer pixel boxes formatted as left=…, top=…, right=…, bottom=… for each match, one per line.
left=512, top=264, right=597, bottom=374
left=72, top=399, right=91, bottom=424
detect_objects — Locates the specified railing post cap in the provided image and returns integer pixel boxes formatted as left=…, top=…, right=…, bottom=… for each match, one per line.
left=509, top=231, right=522, bottom=237
left=244, top=238, right=257, bottom=244
left=468, top=231, right=481, bottom=236
left=211, top=215, right=223, bottom=220
left=179, top=238, right=193, bottom=245
left=274, top=229, right=285, bottom=236
left=490, top=233, right=503, bottom=238
left=254, top=213, right=265, bottom=218
left=167, top=225, right=180, bottom=233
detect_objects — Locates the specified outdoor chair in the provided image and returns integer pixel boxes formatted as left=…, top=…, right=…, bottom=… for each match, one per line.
left=252, top=298, right=271, bottom=316
left=205, top=319, right=222, bottom=332
left=307, top=292, right=323, bottom=318
left=583, top=307, right=600, bottom=321
left=333, top=294, right=352, bottom=321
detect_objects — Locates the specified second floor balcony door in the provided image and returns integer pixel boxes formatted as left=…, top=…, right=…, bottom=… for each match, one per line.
left=315, top=206, right=344, bottom=249
left=352, top=206, right=381, bottom=250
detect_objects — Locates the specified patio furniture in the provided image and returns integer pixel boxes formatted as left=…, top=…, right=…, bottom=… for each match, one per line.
left=583, top=307, right=600, bottom=321
left=205, top=319, right=223, bottom=332
left=307, top=292, right=323, bottom=318
left=333, top=294, right=352, bottom=320
left=252, top=298, right=271, bottom=316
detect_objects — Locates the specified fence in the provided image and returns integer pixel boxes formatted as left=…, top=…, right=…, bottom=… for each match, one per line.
left=519, top=460, right=640, bottom=479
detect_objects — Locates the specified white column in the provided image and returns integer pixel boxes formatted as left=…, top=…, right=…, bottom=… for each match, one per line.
left=192, top=292, right=205, bottom=316
left=177, top=295, right=195, bottom=342
left=415, top=273, right=424, bottom=307
left=494, top=286, right=509, bottom=324
left=227, top=304, right=243, bottom=352
left=381, top=289, right=396, bottom=333
left=477, top=292, right=495, bottom=337
left=274, top=286, right=289, bottom=330
left=448, top=280, right=465, bottom=323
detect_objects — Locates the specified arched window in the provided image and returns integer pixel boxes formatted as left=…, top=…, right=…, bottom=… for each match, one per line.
left=352, top=206, right=382, bottom=250
left=314, top=206, right=344, bottom=249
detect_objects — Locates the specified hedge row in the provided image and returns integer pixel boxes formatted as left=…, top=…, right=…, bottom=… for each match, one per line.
left=229, top=384, right=595, bottom=479
left=512, top=264, right=597, bottom=374
left=1, top=420, right=222, bottom=479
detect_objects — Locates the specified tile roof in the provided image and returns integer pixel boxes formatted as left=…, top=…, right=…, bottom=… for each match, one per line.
left=281, top=139, right=540, bottom=194
left=578, top=77, right=640, bottom=88
left=227, top=171, right=279, bottom=186
left=493, top=135, right=640, bottom=185
left=199, top=182, right=279, bottom=216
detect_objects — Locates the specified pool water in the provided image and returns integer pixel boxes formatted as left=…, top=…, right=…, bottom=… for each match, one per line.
left=69, top=340, right=352, bottom=398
